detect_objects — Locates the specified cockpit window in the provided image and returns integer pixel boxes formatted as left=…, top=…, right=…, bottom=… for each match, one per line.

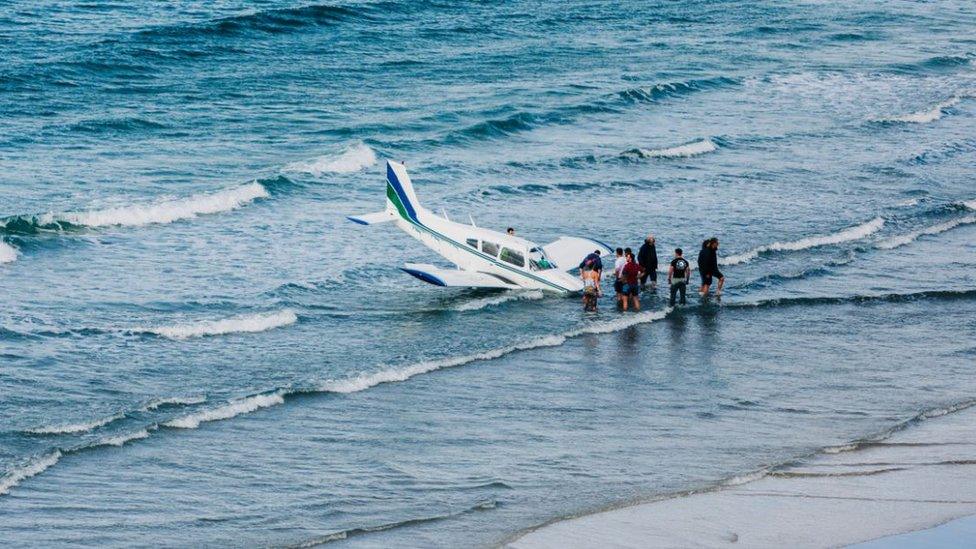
left=528, top=247, right=555, bottom=270
left=481, top=241, right=499, bottom=256
left=500, top=247, right=525, bottom=267
left=466, top=238, right=478, bottom=249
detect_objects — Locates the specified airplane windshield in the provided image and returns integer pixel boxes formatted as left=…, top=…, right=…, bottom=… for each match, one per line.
left=529, top=247, right=555, bottom=271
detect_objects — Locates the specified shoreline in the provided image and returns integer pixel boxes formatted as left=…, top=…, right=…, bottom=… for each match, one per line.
left=506, top=402, right=976, bottom=548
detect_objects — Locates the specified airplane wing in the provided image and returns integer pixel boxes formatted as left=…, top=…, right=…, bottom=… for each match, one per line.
left=347, top=210, right=395, bottom=225
left=542, top=236, right=613, bottom=271
left=401, top=263, right=521, bottom=289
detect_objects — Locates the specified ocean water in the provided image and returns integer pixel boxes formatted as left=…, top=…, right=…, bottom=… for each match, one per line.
left=1, top=1, right=975, bottom=546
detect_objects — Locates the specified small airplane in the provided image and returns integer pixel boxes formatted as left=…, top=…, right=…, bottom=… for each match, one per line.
left=349, top=161, right=612, bottom=294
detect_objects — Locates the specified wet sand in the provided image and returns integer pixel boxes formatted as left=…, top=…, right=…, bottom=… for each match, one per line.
left=508, top=404, right=976, bottom=548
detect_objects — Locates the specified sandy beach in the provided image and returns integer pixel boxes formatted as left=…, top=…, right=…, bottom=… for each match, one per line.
left=508, top=403, right=976, bottom=548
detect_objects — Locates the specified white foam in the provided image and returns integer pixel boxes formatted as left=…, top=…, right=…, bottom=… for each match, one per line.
left=897, top=198, right=920, bottom=207
left=453, top=290, right=545, bottom=311
left=164, top=392, right=285, bottom=429
left=286, top=142, right=377, bottom=175
left=39, top=182, right=268, bottom=228
left=721, top=217, right=885, bottom=265
left=636, top=138, right=717, bottom=158
left=876, top=215, right=976, bottom=250
left=873, top=96, right=961, bottom=124
left=321, top=309, right=671, bottom=394
left=142, top=395, right=207, bottom=411
left=27, top=413, right=123, bottom=435
left=99, top=429, right=150, bottom=447
left=0, top=241, right=18, bottom=264
left=0, top=451, right=61, bottom=496
left=146, top=309, right=297, bottom=339
left=961, top=200, right=976, bottom=211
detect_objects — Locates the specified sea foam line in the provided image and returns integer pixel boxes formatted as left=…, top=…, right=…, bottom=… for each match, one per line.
left=876, top=215, right=976, bottom=250
left=27, top=413, right=124, bottom=435
left=453, top=290, right=545, bottom=311
left=142, top=395, right=207, bottom=411
left=632, top=138, right=717, bottom=158
left=321, top=308, right=671, bottom=394
left=99, top=429, right=151, bottom=447
left=144, top=309, right=297, bottom=339
left=0, top=240, right=18, bottom=264
left=36, top=182, right=268, bottom=228
left=872, top=93, right=971, bottom=124
left=164, top=393, right=285, bottom=429
left=0, top=451, right=61, bottom=496
left=721, top=217, right=885, bottom=265
left=285, top=142, right=377, bottom=175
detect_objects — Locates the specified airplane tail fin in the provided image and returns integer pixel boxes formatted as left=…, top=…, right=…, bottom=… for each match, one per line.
left=385, top=160, right=423, bottom=223
left=348, top=160, right=423, bottom=226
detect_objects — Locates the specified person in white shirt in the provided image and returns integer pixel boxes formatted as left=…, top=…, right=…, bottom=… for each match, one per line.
left=612, top=247, right=626, bottom=307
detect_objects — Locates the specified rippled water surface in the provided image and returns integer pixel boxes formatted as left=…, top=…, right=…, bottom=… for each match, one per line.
left=2, top=1, right=976, bottom=546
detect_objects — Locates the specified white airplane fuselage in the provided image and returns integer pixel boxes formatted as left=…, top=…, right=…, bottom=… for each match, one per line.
left=350, top=161, right=610, bottom=294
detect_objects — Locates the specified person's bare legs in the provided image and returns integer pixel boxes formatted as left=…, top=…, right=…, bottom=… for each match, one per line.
left=716, top=276, right=724, bottom=296
left=631, top=294, right=640, bottom=311
left=621, top=292, right=629, bottom=311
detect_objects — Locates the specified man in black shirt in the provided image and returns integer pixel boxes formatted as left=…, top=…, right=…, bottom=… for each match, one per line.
left=637, top=234, right=658, bottom=291
left=668, top=248, right=690, bottom=306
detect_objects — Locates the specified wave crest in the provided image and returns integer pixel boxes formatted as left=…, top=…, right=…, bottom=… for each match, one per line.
left=321, top=308, right=670, bottom=394
left=285, top=142, right=377, bottom=175
left=0, top=241, right=18, bottom=264
left=872, top=94, right=968, bottom=124
left=100, top=429, right=150, bottom=447
left=453, top=290, right=545, bottom=311
left=0, top=451, right=61, bottom=496
left=2, top=183, right=269, bottom=233
left=721, top=217, right=885, bottom=265
left=628, top=138, right=717, bottom=159
left=876, top=215, right=976, bottom=250
left=144, top=309, right=297, bottom=339
left=164, top=393, right=285, bottom=429
left=27, top=413, right=123, bottom=435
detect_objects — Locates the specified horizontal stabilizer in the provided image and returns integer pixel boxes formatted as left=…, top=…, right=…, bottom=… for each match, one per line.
left=542, top=236, right=613, bottom=271
left=347, top=210, right=395, bottom=225
left=401, top=263, right=521, bottom=289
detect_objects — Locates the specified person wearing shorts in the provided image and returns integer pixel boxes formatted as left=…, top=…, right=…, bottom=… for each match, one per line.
left=620, top=252, right=642, bottom=311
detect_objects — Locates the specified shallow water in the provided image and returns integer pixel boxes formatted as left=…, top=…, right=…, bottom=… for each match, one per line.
left=1, top=1, right=975, bottom=546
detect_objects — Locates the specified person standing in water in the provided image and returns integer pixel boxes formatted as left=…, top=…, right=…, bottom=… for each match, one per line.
left=612, top=247, right=626, bottom=307
left=620, top=252, right=642, bottom=311
left=638, top=234, right=658, bottom=290
left=668, top=248, right=690, bottom=306
left=507, top=227, right=516, bottom=236
left=703, top=238, right=725, bottom=296
left=581, top=265, right=601, bottom=311
left=698, top=238, right=724, bottom=297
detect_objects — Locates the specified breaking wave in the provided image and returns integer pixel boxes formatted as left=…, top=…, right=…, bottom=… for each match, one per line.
left=721, top=217, right=884, bottom=265
left=142, top=395, right=207, bottom=411
left=320, top=308, right=670, bottom=394
left=284, top=142, right=377, bottom=175
left=0, top=240, right=18, bottom=264
left=99, top=429, right=150, bottom=447
left=627, top=138, right=718, bottom=159
left=164, top=393, right=285, bottom=429
left=872, top=93, right=969, bottom=124
left=0, top=451, right=61, bottom=496
left=27, top=413, right=124, bottom=435
left=143, top=309, right=297, bottom=339
left=452, top=290, right=545, bottom=311
left=876, top=215, right=976, bottom=250
left=2, top=183, right=268, bottom=234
